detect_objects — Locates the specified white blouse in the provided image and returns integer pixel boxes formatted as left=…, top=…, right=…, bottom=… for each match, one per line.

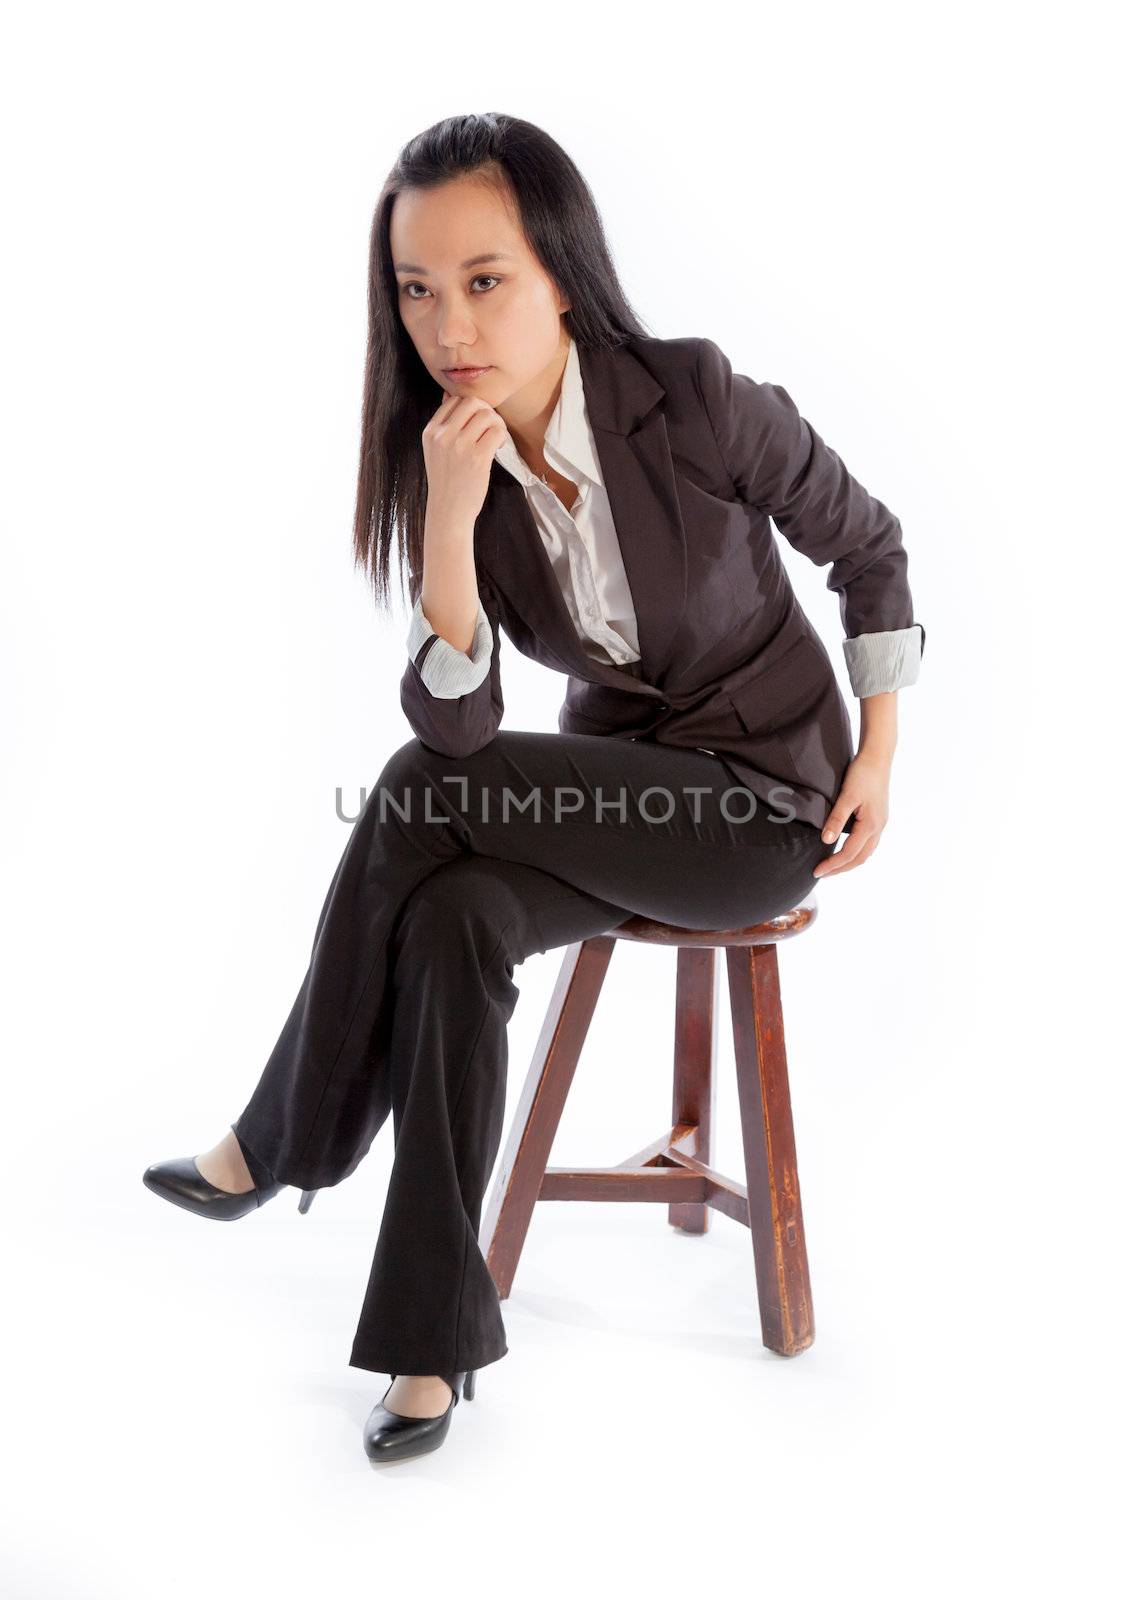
left=406, top=336, right=921, bottom=701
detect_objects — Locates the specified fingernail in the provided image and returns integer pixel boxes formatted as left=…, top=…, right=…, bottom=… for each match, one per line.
left=823, top=830, right=835, bottom=843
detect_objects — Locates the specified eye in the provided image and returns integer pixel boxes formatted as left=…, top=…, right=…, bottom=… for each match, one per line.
left=401, top=274, right=501, bottom=300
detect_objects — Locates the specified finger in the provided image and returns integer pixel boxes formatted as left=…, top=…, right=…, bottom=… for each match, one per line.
left=821, top=806, right=853, bottom=845
left=818, top=831, right=880, bottom=876
left=849, top=835, right=880, bottom=869
left=813, top=828, right=869, bottom=876
left=428, top=392, right=461, bottom=428
left=443, top=395, right=498, bottom=436
left=466, top=410, right=507, bottom=445
left=815, top=850, right=856, bottom=877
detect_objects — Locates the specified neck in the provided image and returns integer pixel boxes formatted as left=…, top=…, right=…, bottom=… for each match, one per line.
left=498, top=333, right=571, bottom=472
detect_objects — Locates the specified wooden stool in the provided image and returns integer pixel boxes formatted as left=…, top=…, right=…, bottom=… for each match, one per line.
left=478, top=893, right=820, bottom=1357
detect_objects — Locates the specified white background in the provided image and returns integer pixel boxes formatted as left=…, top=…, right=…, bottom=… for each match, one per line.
left=2, top=1, right=1118, bottom=1594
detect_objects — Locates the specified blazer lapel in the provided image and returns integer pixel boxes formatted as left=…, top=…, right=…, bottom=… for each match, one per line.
left=478, top=338, right=688, bottom=693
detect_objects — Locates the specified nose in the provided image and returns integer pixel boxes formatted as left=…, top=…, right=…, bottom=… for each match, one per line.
left=438, top=338, right=478, bottom=362
left=436, top=313, right=478, bottom=352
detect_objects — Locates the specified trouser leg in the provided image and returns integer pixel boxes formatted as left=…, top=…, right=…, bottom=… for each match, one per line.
left=347, top=852, right=631, bottom=1377
left=231, top=742, right=464, bottom=1192
left=232, top=730, right=834, bottom=1194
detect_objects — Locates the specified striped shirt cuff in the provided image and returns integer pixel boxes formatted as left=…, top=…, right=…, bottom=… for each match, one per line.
left=841, top=623, right=924, bottom=697
left=407, top=595, right=494, bottom=698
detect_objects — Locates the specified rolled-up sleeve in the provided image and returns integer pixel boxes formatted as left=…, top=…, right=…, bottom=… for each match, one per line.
left=406, top=594, right=493, bottom=697
left=694, top=337, right=926, bottom=696
left=400, top=584, right=505, bottom=758
left=841, top=622, right=925, bottom=696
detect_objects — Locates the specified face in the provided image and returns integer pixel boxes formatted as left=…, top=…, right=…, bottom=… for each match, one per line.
left=389, top=172, right=571, bottom=412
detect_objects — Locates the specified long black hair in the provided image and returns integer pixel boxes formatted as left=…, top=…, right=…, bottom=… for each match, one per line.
left=353, top=112, right=652, bottom=612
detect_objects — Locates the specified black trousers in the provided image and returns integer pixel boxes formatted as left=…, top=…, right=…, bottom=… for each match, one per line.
left=231, top=730, right=837, bottom=1379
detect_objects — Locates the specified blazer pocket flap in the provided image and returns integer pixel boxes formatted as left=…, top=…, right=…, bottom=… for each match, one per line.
left=721, top=633, right=828, bottom=735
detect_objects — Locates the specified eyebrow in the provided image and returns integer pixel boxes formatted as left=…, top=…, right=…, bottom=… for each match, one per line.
left=392, top=251, right=517, bottom=275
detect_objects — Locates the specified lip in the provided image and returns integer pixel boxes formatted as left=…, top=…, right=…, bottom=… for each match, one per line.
left=443, top=365, right=492, bottom=380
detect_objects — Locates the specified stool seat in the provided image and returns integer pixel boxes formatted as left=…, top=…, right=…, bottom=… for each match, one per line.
left=612, top=892, right=818, bottom=947
left=479, top=887, right=825, bottom=1359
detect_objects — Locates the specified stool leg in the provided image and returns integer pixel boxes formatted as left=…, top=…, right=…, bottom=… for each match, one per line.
left=480, top=935, right=617, bottom=1298
left=726, top=942, right=815, bottom=1356
left=668, top=946, right=718, bottom=1235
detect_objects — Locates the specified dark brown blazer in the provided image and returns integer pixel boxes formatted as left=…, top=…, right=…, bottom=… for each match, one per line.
left=401, top=334, right=925, bottom=836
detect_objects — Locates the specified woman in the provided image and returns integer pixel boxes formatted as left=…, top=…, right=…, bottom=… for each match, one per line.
left=143, top=112, right=925, bottom=1464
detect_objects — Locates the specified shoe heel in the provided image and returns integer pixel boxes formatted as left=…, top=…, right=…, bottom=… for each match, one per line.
left=464, top=1368, right=476, bottom=1402
left=298, top=1188, right=319, bottom=1214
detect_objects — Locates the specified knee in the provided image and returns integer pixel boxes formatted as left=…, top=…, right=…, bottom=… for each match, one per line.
left=393, top=861, right=525, bottom=959
left=376, top=729, right=514, bottom=792
left=375, top=736, right=431, bottom=792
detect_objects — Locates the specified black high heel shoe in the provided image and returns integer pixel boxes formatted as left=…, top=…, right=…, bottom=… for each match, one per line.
left=363, top=1369, right=477, bottom=1464
left=142, top=1133, right=320, bottom=1222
